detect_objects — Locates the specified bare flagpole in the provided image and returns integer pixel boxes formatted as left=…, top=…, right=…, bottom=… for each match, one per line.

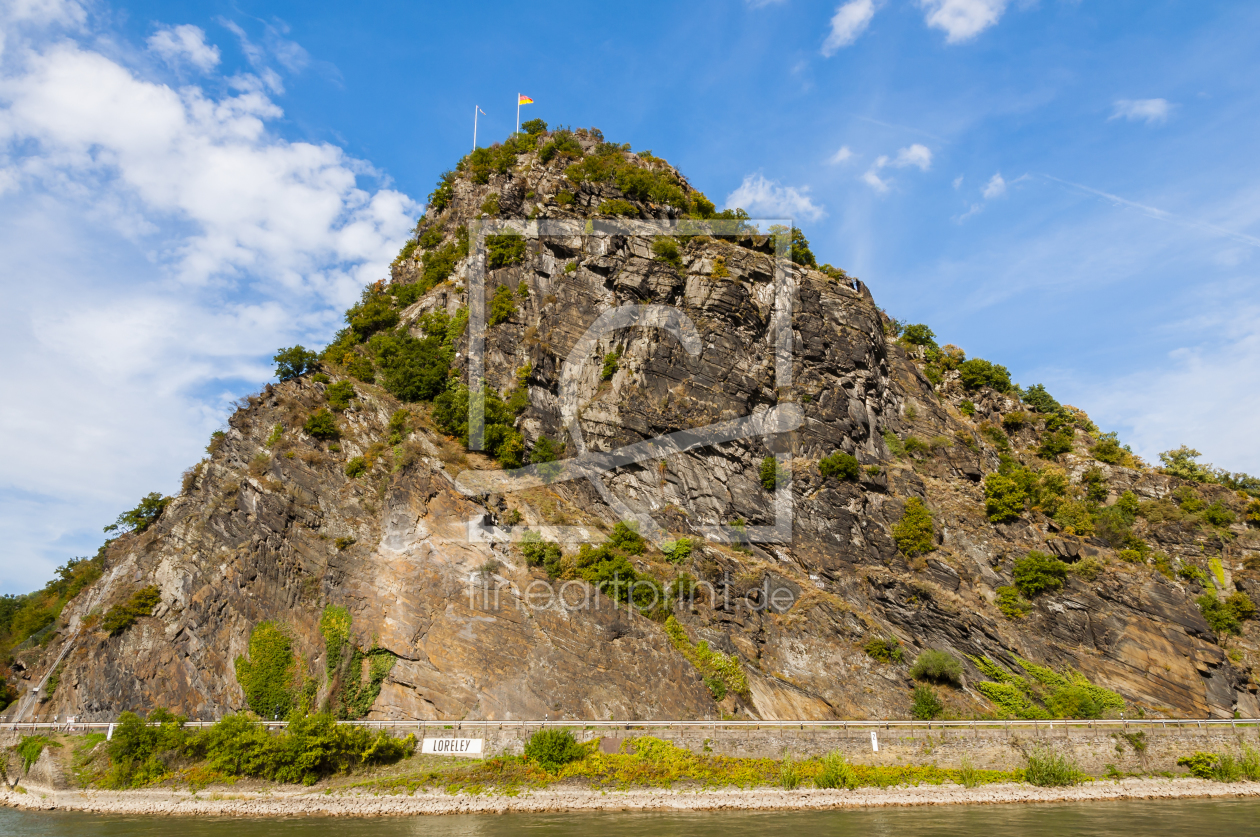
left=515, top=93, right=520, bottom=135
left=473, top=104, right=479, bottom=150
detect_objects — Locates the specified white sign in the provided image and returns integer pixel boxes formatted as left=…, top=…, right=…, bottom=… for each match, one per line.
left=422, top=737, right=484, bottom=757
left=870, top=731, right=879, bottom=753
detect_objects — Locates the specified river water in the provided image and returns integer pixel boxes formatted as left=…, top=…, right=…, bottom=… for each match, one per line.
left=2, top=798, right=1259, bottom=837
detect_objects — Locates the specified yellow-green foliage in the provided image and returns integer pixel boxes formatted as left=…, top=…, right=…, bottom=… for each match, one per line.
left=664, top=616, right=749, bottom=701
left=234, top=621, right=302, bottom=719
left=1209, top=557, right=1226, bottom=587
left=966, top=654, right=1123, bottom=719
left=319, top=605, right=351, bottom=681
left=101, top=585, right=161, bottom=635
left=353, top=735, right=1021, bottom=796
left=892, top=497, right=935, bottom=557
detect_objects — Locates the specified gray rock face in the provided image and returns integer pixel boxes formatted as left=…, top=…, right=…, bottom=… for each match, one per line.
left=10, top=128, right=1260, bottom=723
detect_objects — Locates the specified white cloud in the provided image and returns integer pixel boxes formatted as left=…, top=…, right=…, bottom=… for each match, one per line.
left=725, top=173, right=826, bottom=221
left=746, top=0, right=788, bottom=7
left=821, top=0, right=880, bottom=56
left=828, top=145, right=854, bottom=164
left=1111, top=98, right=1172, bottom=125
left=860, top=144, right=932, bottom=192
left=147, top=24, right=220, bottom=72
left=918, top=0, right=1009, bottom=43
left=952, top=175, right=964, bottom=189
left=983, top=172, right=1006, bottom=198
left=861, top=170, right=889, bottom=193
left=891, top=143, right=932, bottom=170
left=0, top=17, right=417, bottom=591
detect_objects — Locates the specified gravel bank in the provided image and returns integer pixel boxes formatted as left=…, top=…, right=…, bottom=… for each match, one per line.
left=3, top=778, right=1259, bottom=817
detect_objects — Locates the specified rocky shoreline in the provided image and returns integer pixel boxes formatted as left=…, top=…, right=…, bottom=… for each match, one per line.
left=3, top=778, right=1259, bottom=818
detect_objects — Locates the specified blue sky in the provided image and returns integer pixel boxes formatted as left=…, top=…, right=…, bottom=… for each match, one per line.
left=2, top=0, right=1259, bottom=593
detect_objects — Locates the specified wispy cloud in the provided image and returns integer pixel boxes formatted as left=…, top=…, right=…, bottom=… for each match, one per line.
left=829, top=145, right=854, bottom=164
left=982, top=172, right=1006, bottom=199
left=821, top=0, right=880, bottom=56
left=1110, top=98, right=1172, bottom=125
left=726, top=173, right=826, bottom=221
left=147, top=24, right=221, bottom=72
left=1044, top=175, right=1260, bottom=249
left=919, top=0, right=1009, bottom=43
left=861, top=144, right=932, bottom=192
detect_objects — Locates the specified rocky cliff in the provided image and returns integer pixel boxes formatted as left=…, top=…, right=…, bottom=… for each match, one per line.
left=6, top=125, right=1260, bottom=723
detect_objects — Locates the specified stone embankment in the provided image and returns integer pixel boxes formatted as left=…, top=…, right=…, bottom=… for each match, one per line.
left=2, top=778, right=1259, bottom=817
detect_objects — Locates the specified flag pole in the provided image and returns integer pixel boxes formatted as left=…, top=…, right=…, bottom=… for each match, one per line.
left=473, top=104, right=479, bottom=150
left=515, top=93, right=520, bottom=135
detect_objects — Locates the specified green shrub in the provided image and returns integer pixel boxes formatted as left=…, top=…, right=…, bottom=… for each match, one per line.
left=1179, top=563, right=1210, bottom=585
left=519, top=531, right=563, bottom=573
left=17, top=735, right=58, bottom=771
left=983, top=473, right=1026, bottom=522
left=103, top=492, right=171, bottom=534
left=892, top=497, right=935, bottom=557
left=1178, top=751, right=1218, bottom=779
left=910, top=649, right=962, bottom=686
left=1038, top=429, right=1075, bottom=459
left=651, top=236, right=683, bottom=270
left=1025, top=747, right=1083, bottom=786
left=488, top=284, right=518, bottom=326
left=346, top=293, right=400, bottom=341
left=760, top=456, right=788, bottom=491
left=521, top=118, right=548, bottom=135
left=1240, top=746, right=1260, bottom=781
left=1013, top=551, right=1068, bottom=598
left=1002, top=412, right=1029, bottom=431
left=814, top=751, right=858, bottom=789
left=1202, top=501, right=1236, bottom=527
left=599, top=198, right=638, bottom=216
left=101, top=585, right=161, bottom=635
left=959, top=400, right=976, bottom=417
left=555, top=190, right=575, bottom=206
left=531, top=435, right=562, bottom=465
left=428, top=171, right=456, bottom=212
left=904, top=436, right=929, bottom=457
left=1090, top=432, right=1129, bottom=465
left=863, top=636, right=904, bottom=664
left=786, top=227, right=816, bottom=267
left=819, top=451, right=860, bottom=481
left=368, top=331, right=451, bottom=403
left=234, top=621, right=301, bottom=719
left=911, top=684, right=944, bottom=720
left=538, top=131, right=584, bottom=164
left=995, top=585, right=1031, bottom=618
left=900, top=324, right=937, bottom=347
left=958, top=358, right=1012, bottom=392
left=1052, top=499, right=1095, bottom=537
left=387, top=409, right=410, bottom=445
left=1197, top=592, right=1255, bottom=635
left=392, top=238, right=418, bottom=266
left=780, top=754, right=801, bottom=789
left=487, top=232, right=527, bottom=269
left=325, top=380, right=355, bottom=411
left=661, top=537, right=693, bottom=564
left=601, top=348, right=621, bottom=380
left=608, top=521, right=646, bottom=555
left=345, top=353, right=376, bottom=382
left=1022, top=384, right=1061, bottom=414
left=345, top=457, right=367, bottom=479
left=524, top=728, right=587, bottom=772
left=480, top=193, right=500, bottom=216
left=273, top=345, right=318, bottom=381
left=304, top=409, right=339, bottom=440
left=1159, top=446, right=1216, bottom=483
left=1045, top=684, right=1104, bottom=719
left=883, top=430, right=907, bottom=458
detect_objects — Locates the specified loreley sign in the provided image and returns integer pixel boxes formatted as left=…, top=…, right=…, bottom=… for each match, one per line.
left=421, top=737, right=484, bottom=757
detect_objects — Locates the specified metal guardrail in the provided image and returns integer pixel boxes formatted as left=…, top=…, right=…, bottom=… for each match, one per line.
left=6, top=718, right=1260, bottom=734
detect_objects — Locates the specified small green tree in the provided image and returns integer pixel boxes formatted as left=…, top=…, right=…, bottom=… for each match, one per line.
left=488, top=284, right=517, bottom=326
left=487, top=232, right=527, bottom=269
left=911, top=684, right=944, bottom=720
left=651, top=236, right=683, bottom=270
left=900, top=324, right=937, bottom=347
left=910, top=649, right=962, bottom=686
left=760, top=456, right=788, bottom=490
left=524, top=728, right=586, bottom=772
left=1022, top=384, right=1061, bottom=414
left=1013, top=551, right=1068, bottom=598
left=819, top=451, right=859, bottom=481
left=892, top=497, right=935, bottom=556
left=1159, top=446, right=1216, bottom=483
left=958, top=358, right=1012, bottom=392
left=983, top=473, right=1026, bottom=522
left=234, top=622, right=300, bottom=719
left=521, top=118, right=548, bottom=135
left=325, top=380, right=355, bottom=411
left=104, top=492, right=171, bottom=534
left=273, top=345, right=318, bottom=380
left=304, top=409, right=340, bottom=440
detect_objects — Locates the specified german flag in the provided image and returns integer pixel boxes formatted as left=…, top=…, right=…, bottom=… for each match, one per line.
left=518, top=94, right=534, bottom=105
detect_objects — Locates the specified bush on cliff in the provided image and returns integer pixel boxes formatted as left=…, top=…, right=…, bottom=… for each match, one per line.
left=234, top=621, right=304, bottom=719
left=892, top=497, right=935, bottom=557
left=1012, top=551, right=1068, bottom=598
left=909, top=650, right=962, bottom=687
left=819, top=451, right=859, bottom=482
left=101, top=585, right=161, bottom=635
left=104, top=492, right=172, bottom=535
